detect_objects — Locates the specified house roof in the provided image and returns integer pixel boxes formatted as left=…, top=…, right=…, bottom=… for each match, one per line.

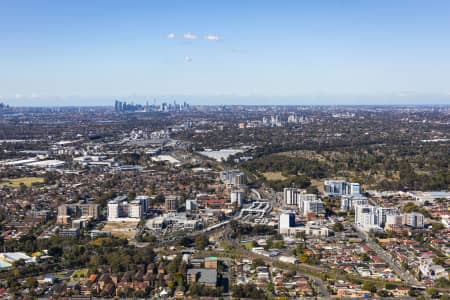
left=187, top=268, right=217, bottom=285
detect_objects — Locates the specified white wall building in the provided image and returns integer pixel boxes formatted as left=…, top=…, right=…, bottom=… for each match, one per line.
left=186, top=199, right=198, bottom=211
left=377, top=207, right=399, bottom=228
left=404, top=212, right=424, bottom=228
left=283, top=188, right=301, bottom=205
left=340, top=195, right=369, bottom=211
left=107, top=195, right=146, bottom=221
left=128, top=200, right=143, bottom=218
left=300, top=198, right=325, bottom=216
left=279, top=212, right=296, bottom=231
left=324, top=180, right=362, bottom=196
left=231, top=189, right=244, bottom=206
left=355, top=205, right=380, bottom=231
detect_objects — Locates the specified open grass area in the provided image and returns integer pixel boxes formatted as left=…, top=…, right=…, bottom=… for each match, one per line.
left=72, top=268, right=89, bottom=279
left=0, top=177, right=45, bottom=187
left=262, top=172, right=287, bottom=181
left=241, top=241, right=255, bottom=250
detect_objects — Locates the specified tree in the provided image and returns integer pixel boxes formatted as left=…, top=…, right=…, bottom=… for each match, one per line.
left=24, top=277, right=38, bottom=289
left=377, top=289, right=392, bottom=297
left=362, top=282, right=377, bottom=293
left=231, top=283, right=265, bottom=299
left=48, top=246, right=63, bottom=257
left=194, top=235, right=209, bottom=250
left=298, top=254, right=309, bottom=263
left=251, top=258, right=265, bottom=268
left=332, top=222, right=344, bottom=232
left=426, top=288, right=439, bottom=299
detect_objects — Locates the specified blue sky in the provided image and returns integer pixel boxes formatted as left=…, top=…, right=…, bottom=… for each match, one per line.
left=1, top=0, right=450, bottom=105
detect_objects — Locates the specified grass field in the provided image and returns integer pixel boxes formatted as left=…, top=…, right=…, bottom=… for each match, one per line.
left=241, top=241, right=255, bottom=250
left=0, top=177, right=45, bottom=187
left=262, top=172, right=287, bottom=181
left=72, top=268, right=89, bottom=278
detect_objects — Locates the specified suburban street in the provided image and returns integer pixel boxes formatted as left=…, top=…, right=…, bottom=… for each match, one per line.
left=352, top=224, right=422, bottom=287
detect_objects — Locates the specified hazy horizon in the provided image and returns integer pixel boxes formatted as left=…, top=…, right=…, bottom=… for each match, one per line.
left=2, top=93, right=450, bottom=107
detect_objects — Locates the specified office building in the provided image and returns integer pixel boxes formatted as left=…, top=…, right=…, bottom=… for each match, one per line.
left=107, top=195, right=146, bottom=221
left=220, top=169, right=247, bottom=186
left=135, top=195, right=150, bottom=212
left=129, top=200, right=143, bottom=218
left=377, top=207, right=399, bottom=228
left=283, top=188, right=301, bottom=205
left=324, top=180, right=362, bottom=196
left=355, top=205, right=379, bottom=231
left=301, top=199, right=325, bottom=216
left=324, top=180, right=347, bottom=195
left=404, top=212, right=424, bottom=228
left=385, top=214, right=404, bottom=229
left=165, top=195, right=179, bottom=212
left=340, top=195, right=369, bottom=211
left=186, top=199, right=198, bottom=211
left=279, top=212, right=296, bottom=231
left=57, top=203, right=100, bottom=224
left=230, top=189, right=244, bottom=206
left=349, top=183, right=361, bottom=195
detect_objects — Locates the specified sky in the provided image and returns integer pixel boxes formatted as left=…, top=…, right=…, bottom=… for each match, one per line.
left=1, top=0, right=450, bottom=106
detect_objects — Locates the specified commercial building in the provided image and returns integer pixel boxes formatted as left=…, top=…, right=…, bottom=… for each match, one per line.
left=220, top=169, right=247, bottom=186
left=279, top=212, right=329, bottom=237
left=355, top=205, right=379, bottom=231
left=324, top=180, right=361, bottom=196
left=107, top=195, right=147, bottom=221
left=385, top=214, right=404, bottom=229
left=377, top=207, right=399, bottom=228
left=135, top=195, right=150, bottom=212
left=165, top=195, right=179, bottom=212
left=298, top=194, right=325, bottom=216
left=128, top=199, right=143, bottom=218
left=0, top=252, right=34, bottom=268
left=56, top=203, right=100, bottom=224
left=145, top=213, right=201, bottom=231
left=186, top=199, right=198, bottom=211
left=279, top=212, right=296, bottom=231
left=230, top=189, right=244, bottom=206
left=404, top=212, right=424, bottom=228
left=283, top=188, right=301, bottom=205
left=340, top=195, right=369, bottom=211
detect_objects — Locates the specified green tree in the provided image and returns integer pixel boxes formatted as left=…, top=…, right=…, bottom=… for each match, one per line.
left=195, top=234, right=209, bottom=250
left=426, top=288, right=439, bottom=298
left=332, top=222, right=344, bottom=232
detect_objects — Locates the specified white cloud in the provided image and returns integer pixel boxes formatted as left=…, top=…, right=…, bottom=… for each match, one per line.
left=232, top=48, right=248, bottom=54
left=167, top=33, right=176, bottom=39
left=185, top=56, right=192, bottom=62
left=205, top=34, right=220, bottom=41
left=31, top=93, right=39, bottom=98
left=15, top=94, right=23, bottom=99
left=183, top=33, right=198, bottom=40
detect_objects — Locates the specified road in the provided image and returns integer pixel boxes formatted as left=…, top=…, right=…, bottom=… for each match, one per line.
left=352, top=224, right=423, bottom=287
left=221, top=228, right=331, bottom=299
